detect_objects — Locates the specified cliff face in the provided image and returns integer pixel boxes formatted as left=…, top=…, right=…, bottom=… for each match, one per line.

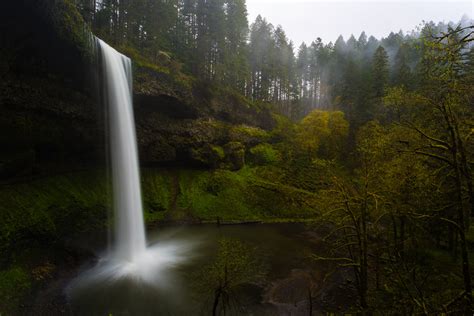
left=0, top=0, right=275, bottom=180
left=133, top=65, right=275, bottom=169
left=0, top=0, right=100, bottom=178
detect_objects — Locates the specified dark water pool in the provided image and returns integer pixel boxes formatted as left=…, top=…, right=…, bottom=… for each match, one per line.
left=65, top=223, right=350, bottom=315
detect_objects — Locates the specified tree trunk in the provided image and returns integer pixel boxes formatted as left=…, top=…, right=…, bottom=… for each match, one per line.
left=400, top=216, right=405, bottom=258
left=448, top=109, right=473, bottom=308
left=212, top=288, right=222, bottom=316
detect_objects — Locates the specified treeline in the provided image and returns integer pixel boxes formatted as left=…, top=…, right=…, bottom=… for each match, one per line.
left=75, top=1, right=472, bottom=121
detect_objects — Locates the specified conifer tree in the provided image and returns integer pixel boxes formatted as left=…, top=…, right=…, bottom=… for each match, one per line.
left=372, top=45, right=389, bottom=98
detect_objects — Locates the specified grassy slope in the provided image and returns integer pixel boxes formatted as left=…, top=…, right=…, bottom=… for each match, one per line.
left=0, top=167, right=320, bottom=245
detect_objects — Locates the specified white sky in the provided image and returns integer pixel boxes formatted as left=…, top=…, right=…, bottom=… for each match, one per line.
left=246, top=0, right=473, bottom=45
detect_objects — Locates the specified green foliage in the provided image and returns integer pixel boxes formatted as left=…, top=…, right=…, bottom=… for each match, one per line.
left=223, top=142, right=246, bottom=170
left=230, top=125, right=269, bottom=144
left=392, top=43, right=413, bottom=88
left=372, top=46, right=389, bottom=98
left=211, top=146, right=226, bottom=160
left=120, top=45, right=171, bottom=75
left=0, top=172, right=108, bottom=254
left=295, top=110, right=349, bottom=159
left=270, top=113, right=295, bottom=141
left=190, top=145, right=227, bottom=169
left=142, top=170, right=171, bottom=222
left=198, top=238, right=266, bottom=288
left=70, top=0, right=471, bottom=122
left=177, top=168, right=255, bottom=220
left=0, top=165, right=324, bottom=255
left=194, top=237, right=266, bottom=314
left=249, top=143, right=280, bottom=165
left=0, top=266, right=31, bottom=314
left=171, top=167, right=319, bottom=221
left=9, top=4, right=474, bottom=312
left=50, top=0, right=94, bottom=60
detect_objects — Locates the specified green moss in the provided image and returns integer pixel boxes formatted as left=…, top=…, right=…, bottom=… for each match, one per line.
left=120, top=45, right=170, bottom=74
left=50, top=0, right=94, bottom=60
left=249, top=143, right=281, bottom=165
left=0, top=172, right=108, bottom=254
left=169, top=167, right=318, bottom=221
left=142, top=171, right=172, bottom=221
left=190, top=144, right=226, bottom=168
left=224, top=142, right=246, bottom=170
left=0, top=266, right=31, bottom=314
left=0, top=166, right=320, bottom=255
left=162, top=166, right=319, bottom=221
left=176, top=169, right=256, bottom=220
left=125, top=45, right=195, bottom=95
left=211, top=146, right=225, bottom=160
left=216, top=86, right=255, bottom=109
left=230, top=125, right=270, bottom=144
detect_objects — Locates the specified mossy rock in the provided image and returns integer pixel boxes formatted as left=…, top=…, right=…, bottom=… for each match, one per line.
left=224, top=142, right=245, bottom=171
left=49, top=0, right=93, bottom=59
left=190, top=144, right=226, bottom=168
left=230, top=125, right=270, bottom=146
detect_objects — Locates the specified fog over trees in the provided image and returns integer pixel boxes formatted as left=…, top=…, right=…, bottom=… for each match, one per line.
left=1, top=0, right=474, bottom=314
left=77, top=1, right=472, bottom=121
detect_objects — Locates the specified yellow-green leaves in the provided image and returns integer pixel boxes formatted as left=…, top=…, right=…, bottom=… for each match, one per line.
left=295, top=110, right=349, bottom=159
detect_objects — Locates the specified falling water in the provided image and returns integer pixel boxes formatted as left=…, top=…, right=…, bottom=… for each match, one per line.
left=68, top=39, right=196, bottom=310
left=97, top=38, right=146, bottom=262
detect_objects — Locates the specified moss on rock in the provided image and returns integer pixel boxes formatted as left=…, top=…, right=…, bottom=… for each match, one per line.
left=248, top=143, right=281, bottom=165
left=224, top=142, right=246, bottom=171
left=229, top=125, right=270, bottom=146
left=190, top=144, right=226, bottom=168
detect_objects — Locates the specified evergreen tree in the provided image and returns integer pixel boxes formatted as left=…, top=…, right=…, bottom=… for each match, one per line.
left=249, top=15, right=274, bottom=100
left=372, top=45, right=389, bottom=98
left=223, top=0, right=249, bottom=92
left=297, top=43, right=310, bottom=102
left=273, top=26, right=291, bottom=105
left=357, top=31, right=367, bottom=51
left=392, top=43, right=412, bottom=88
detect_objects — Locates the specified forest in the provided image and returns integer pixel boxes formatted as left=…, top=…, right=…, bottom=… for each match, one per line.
left=0, top=0, right=473, bottom=315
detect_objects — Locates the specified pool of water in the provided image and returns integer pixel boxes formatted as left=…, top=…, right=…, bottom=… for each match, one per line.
left=66, top=223, right=348, bottom=315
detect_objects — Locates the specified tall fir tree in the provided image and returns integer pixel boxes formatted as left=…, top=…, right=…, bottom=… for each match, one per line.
left=372, top=45, right=389, bottom=98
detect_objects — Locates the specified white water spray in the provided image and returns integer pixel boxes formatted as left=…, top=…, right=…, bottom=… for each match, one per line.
left=98, top=38, right=146, bottom=262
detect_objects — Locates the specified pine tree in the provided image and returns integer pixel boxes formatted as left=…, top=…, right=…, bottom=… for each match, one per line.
left=223, top=0, right=249, bottom=92
left=372, top=45, right=389, bottom=98
left=249, top=15, right=274, bottom=100
left=273, top=26, right=289, bottom=104
left=297, top=43, right=310, bottom=102
left=357, top=32, right=367, bottom=51
left=393, top=43, right=412, bottom=88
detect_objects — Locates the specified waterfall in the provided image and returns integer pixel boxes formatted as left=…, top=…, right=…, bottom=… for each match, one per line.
left=97, top=38, right=146, bottom=262
left=68, top=39, right=193, bottom=302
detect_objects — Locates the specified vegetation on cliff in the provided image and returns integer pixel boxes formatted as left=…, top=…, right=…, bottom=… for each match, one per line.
left=0, top=0, right=473, bottom=314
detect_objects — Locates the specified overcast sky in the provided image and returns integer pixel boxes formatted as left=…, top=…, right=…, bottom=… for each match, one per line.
left=246, top=0, right=473, bottom=46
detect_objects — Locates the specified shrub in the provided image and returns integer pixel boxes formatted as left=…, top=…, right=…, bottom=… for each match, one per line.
left=249, top=143, right=281, bottom=165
